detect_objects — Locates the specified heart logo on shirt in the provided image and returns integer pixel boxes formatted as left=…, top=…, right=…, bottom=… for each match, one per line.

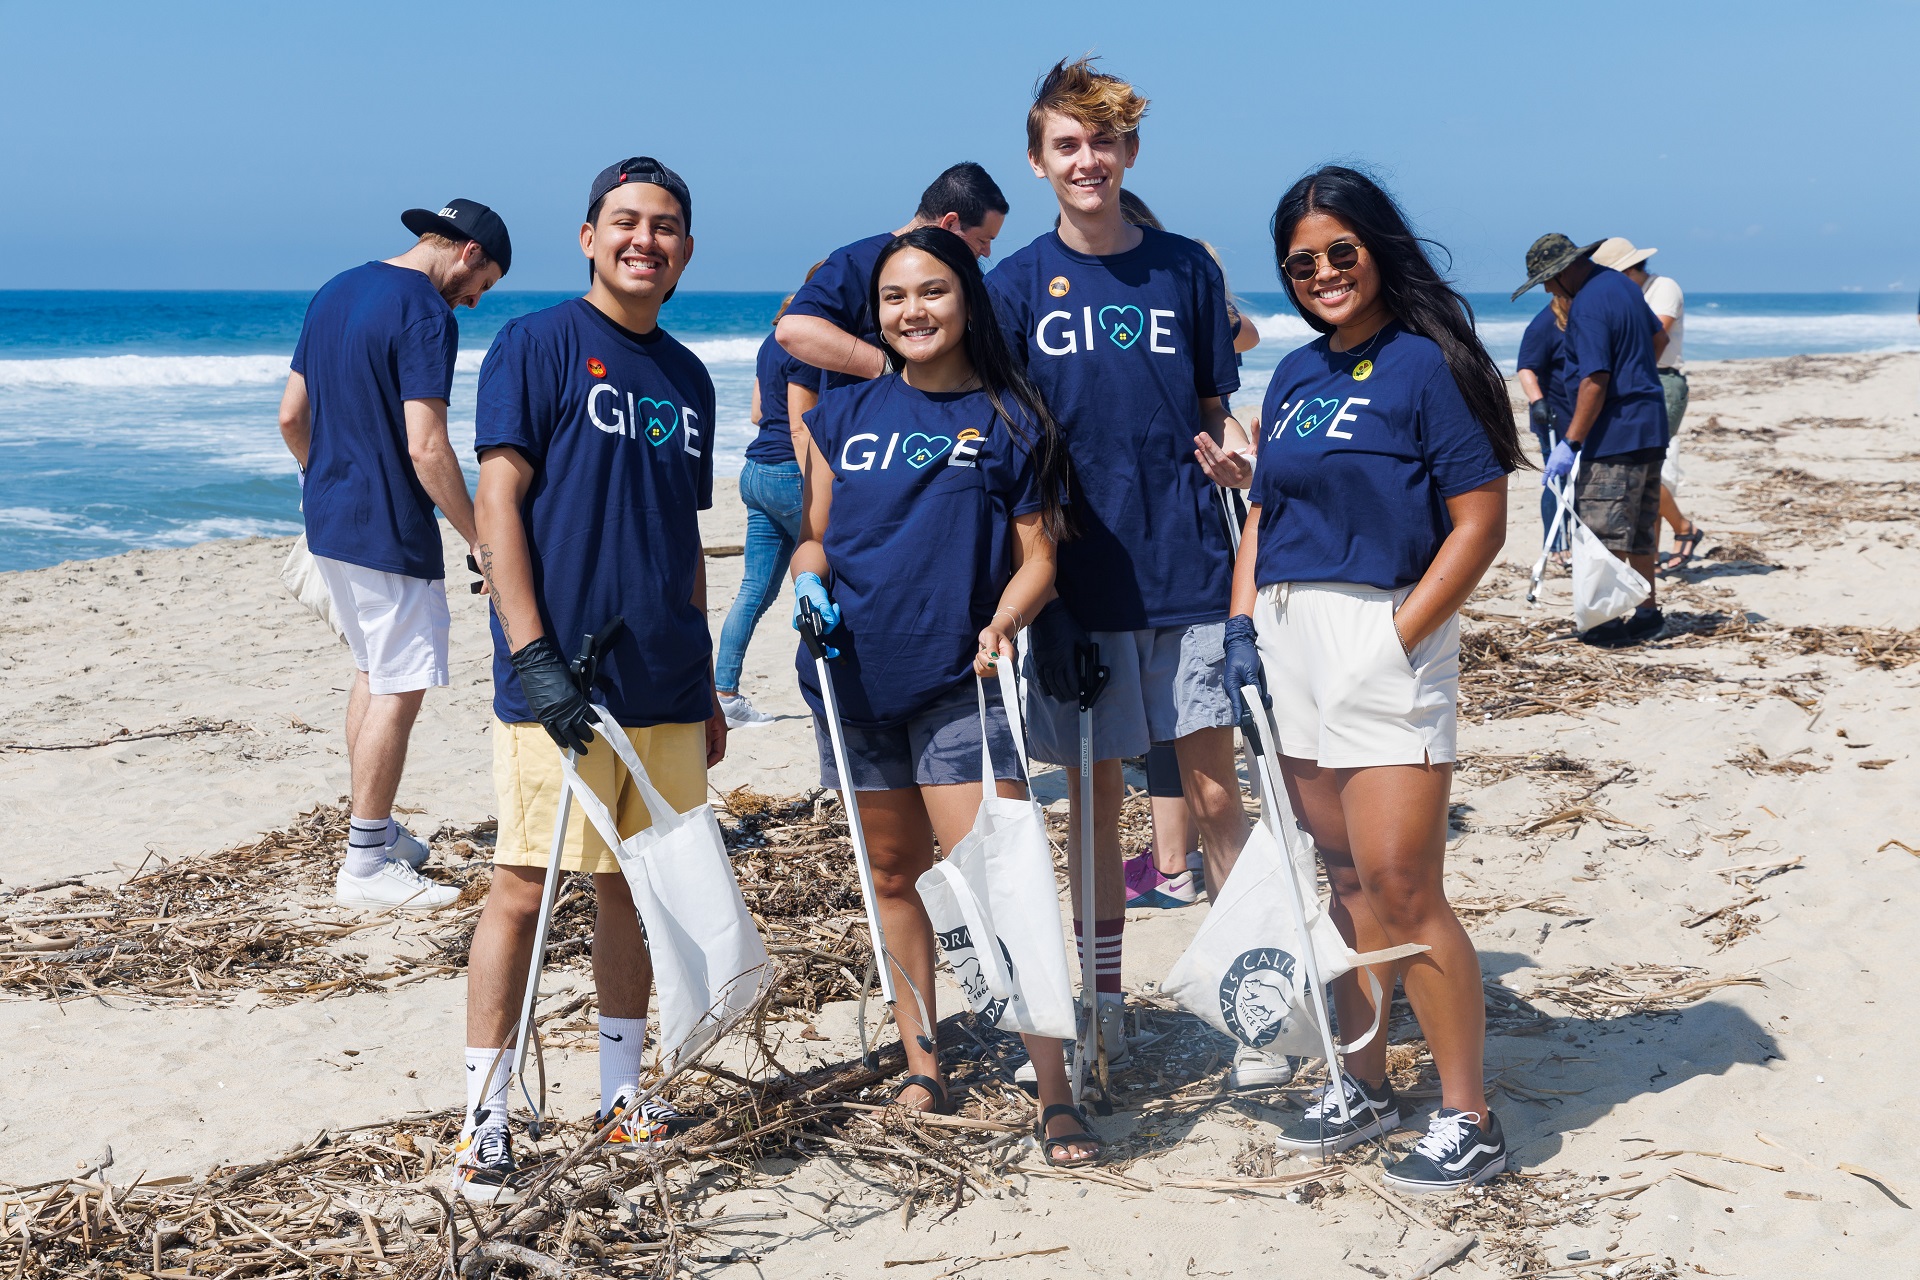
left=1097, top=304, right=1145, bottom=350
left=1293, top=397, right=1341, bottom=437
left=902, top=433, right=953, bottom=469
left=639, top=397, right=678, bottom=446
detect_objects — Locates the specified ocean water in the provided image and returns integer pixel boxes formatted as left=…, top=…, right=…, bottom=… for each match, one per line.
left=2, top=287, right=1915, bottom=572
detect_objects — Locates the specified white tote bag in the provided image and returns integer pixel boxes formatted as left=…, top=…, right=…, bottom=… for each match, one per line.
left=1571, top=514, right=1651, bottom=632
left=915, top=667, right=1077, bottom=1041
left=1165, top=706, right=1424, bottom=1058
left=278, top=534, right=347, bottom=643
left=560, top=706, right=772, bottom=1075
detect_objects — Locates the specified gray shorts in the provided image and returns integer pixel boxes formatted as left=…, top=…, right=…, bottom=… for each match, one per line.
left=1023, top=622, right=1235, bottom=766
left=1579, top=448, right=1665, bottom=557
left=815, top=681, right=1024, bottom=792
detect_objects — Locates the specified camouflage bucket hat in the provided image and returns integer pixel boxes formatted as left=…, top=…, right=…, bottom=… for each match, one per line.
left=1511, top=233, right=1604, bottom=301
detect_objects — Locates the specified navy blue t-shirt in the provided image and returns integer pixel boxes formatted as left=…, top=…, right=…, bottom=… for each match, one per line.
left=745, top=330, right=821, bottom=465
left=1252, top=324, right=1509, bottom=591
left=797, top=377, right=1043, bottom=728
left=1515, top=306, right=1573, bottom=430
left=987, top=227, right=1239, bottom=631
left=475, top=298, right=717, bottom=728
left=291, top=261, right=458, bottom=579
left=1565, top=265, right=1669, bottom=458
left=782, top=231, right=893, bottom=395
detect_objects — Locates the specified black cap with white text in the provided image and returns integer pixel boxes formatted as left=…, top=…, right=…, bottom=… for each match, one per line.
left=400, top=198, right=512, bottom=275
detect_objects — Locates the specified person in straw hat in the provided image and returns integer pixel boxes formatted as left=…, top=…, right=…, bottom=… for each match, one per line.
left=1591, top=237, right=1703, bottom=572
left=1513, top=233, right=1671, bottom=646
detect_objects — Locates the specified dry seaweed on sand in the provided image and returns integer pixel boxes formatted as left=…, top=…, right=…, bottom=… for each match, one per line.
left=1730, top=465, right=1920, bottom=546
left=1518, top=964, right=1763, bottom=1020
left=1457, top=613, right=1736, bottom=721
left=0, top=805, right=495, bottom=1007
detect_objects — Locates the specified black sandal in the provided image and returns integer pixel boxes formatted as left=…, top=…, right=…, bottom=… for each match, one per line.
left=1035, top=1103, right=1104, bottom=1169
left=1661, top=525, right=1704, bottom=572
left=892, top=1074, right=953, bottom=1115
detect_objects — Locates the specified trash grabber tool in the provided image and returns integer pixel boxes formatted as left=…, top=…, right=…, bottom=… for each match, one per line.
left=1070, top=639, right=1112, bottom=1112
left=1527, top=452, right=1582, bottom=605
left=1236, top=685, right=1352, bottom=1129
left=510, top=615, right=626, bottom=1138
left=799, top=600, right=934, bottom=1070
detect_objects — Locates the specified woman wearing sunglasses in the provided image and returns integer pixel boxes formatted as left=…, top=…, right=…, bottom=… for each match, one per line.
left=1222, top=165, right=1527, bottom=1192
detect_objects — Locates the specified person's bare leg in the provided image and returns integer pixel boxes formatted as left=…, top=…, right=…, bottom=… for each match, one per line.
left=925, top=779, right=1095, bottom=1160
left=1172, top=726, right=1251, bottom=893
left=591, top=871, right=651, bottom=1019
left=1628, top=551, right=1658, bottom=609
left=345, top=669, right=370, bottom=761
left=1279, top=755, right=1392, bottom=1088
left=1063, top=757, right=1126, bottom=925
left=1147, top=794, right=1191, bottom=877
left=1337, top=762, right=1485, bottom=1117
left=466, top=863, right=551, bottom=1047
left=850, top=788, right=941, bottom=1108
left=350, top=687, right=426, bottom=822
left=1658, top=483, right=1692, bottom=538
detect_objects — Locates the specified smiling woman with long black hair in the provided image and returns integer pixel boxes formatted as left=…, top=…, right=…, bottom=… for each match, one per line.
left=1221, top=165, right=1525, bottom=1193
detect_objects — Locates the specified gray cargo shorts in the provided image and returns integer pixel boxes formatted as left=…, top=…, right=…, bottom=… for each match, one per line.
left=1023, top=621, right=1236, bottom=766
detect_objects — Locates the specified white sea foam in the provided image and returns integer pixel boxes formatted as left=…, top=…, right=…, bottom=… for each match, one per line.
left=0, top=353, right=294, bottom=389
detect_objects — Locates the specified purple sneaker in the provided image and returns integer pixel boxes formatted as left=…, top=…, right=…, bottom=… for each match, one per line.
left=1124, top=848, right=1198, bottom=909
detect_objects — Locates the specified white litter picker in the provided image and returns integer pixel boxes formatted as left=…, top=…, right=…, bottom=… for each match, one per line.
left=481, top=617, right=627, bottom=1140
left=800, top=600, right=935, bottom=1070
left=1070, top=640, right=1113, bottom=1113
left=1528, top=456, right=1650, bottom=630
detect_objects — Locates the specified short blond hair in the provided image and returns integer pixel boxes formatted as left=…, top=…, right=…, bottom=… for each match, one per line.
left=1026, top=57, right=1148, bottom=156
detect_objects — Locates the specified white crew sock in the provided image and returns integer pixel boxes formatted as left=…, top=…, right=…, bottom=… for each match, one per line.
left=463, top=1046, right=513, bottom=1133
left=598, top=1017, right=647, bottom=1114
left=345, top=816, right=390, bottom=879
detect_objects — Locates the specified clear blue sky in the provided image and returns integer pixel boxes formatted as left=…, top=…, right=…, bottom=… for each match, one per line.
left=3, top=0, right=1914, bottom=295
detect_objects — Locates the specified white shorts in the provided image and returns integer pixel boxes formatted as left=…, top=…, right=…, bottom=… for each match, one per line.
left=1254, top=582, right=1458, bottom=768
left=310, top=555, right=451, bottom=695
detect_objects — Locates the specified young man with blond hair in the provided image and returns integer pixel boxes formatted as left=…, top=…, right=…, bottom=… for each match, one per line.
left=452, top=157, right=725, bottom=1200
left=986, top=58, right=1266, bottom=1085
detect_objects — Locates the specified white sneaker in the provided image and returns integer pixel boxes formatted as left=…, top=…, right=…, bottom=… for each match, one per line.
left=718, top=692, right=776, bottom=730
left=387, top=822, right=430, bottom=869
left=335, top=858, right=459, bottom=911
left=1227, top=1044, right=1297, bottom=1090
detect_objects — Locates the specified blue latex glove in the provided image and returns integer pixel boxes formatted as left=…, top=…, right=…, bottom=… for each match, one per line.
left=1222, top=614, right=1267, bottom=723
left=1542, top=438, right=1579, bottom=486
left=792, top=571, right=841, bottom=659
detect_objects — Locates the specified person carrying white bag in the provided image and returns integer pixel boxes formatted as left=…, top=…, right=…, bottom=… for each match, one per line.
left=788, top=229, right=1100, bottom=1167
left=451, top=156, right=732, bottom=1204
left=1218, top=168, right=1523, bottom=1193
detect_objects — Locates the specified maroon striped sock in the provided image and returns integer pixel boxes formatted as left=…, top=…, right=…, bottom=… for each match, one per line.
left=1074, top=918, right=1126, bottom=996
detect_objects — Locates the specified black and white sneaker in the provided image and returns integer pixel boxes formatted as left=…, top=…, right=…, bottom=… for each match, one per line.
left=449, top=1124, right=517, bottom=1203
left=601, top=1091, right=694, bottom=1146
left=1273, top=1071, right=1401, bottom=1153
left=1382, top=1108, right=1507, bottom=1193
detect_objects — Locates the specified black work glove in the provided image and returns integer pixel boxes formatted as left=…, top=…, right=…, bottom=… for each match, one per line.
left=1528, top=399, right=1553, bottom=434
left=510, top=635, right=597, bottom=753
left=1027, top=599, right=1091, bottom=704
left=1222, top=614, right=1268, bottom=723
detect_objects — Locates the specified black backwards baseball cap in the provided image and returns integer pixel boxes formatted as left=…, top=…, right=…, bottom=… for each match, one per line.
left=587, top=157, right=692, bottom=230
left=400, top=198, right=513, bottom=276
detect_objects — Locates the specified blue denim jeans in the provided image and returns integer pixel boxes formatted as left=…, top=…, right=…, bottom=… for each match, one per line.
left=715, top=459, right=803, bottom=693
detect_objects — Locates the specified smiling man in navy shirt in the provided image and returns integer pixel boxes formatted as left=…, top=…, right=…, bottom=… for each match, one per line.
left=1514, top=233, right=1670, bottom=645
left=452, top=157, right=723, bottom=1202
left=775, top=162, right=1008, bottom=392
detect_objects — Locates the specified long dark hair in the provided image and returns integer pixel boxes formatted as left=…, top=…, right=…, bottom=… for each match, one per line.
left=866, top=226, right=1074, bottom=540
left=1271, top=166, right=1529, bottom=472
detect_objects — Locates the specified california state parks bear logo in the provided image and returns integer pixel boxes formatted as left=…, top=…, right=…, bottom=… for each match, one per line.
left=1218, top=946, right=1299, bottom=1048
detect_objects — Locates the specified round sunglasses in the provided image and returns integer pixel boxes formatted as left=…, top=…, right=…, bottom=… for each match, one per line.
left=1282, top=240, right=1363, bottom=282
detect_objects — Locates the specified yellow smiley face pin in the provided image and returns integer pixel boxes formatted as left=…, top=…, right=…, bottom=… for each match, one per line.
left=1048, top=275, right=1070, bottom=297
left=1352, top=359, right=1374, bottom=382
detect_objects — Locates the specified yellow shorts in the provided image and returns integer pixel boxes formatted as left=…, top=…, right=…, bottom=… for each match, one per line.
left=492, top=719, right=708, bottom=873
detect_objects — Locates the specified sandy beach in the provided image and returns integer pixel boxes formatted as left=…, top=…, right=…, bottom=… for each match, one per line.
left=4, top=350, right=1917, bottom=1277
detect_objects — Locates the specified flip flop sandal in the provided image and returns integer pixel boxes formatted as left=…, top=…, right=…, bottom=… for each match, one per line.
left=892, top=1073, right=953, bottom=1116
left=1035, top=1103, right=1105, bottom=1169
left=1660, top=526, right=1704, bottom=572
